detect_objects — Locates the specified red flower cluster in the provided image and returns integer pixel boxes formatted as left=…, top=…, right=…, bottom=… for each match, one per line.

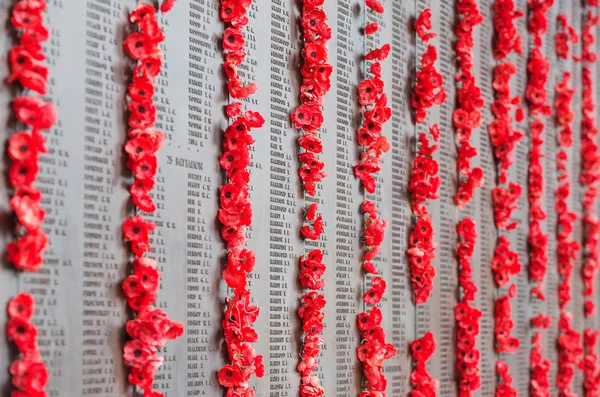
left=414, top=8, right=436, bottom=42
left=526, top=49, right=551, bottom=116
left=5, top=2, right=53, bottom=393
left=580, top=11, right=600, bottom=324
left=7, top=1, right=50, bottom=94
left=581, top=66, right=600, bottom=187
left=525, top=4, right=553, bottom=393
left=217, top=291, right=265, bottom=393
left=361, top=200, right=388, bottom=278
left=530, top=314, right=551, bottom=329
left=455, top=219, right=482, bottom=395
left=582, top=11, right=600, bottom=64
left=354, top=36, right=391, bottom=192
left=123, top=5, right=168, bottom=213
left=493, top=0, right=523, bottom=59
left=121, top=5, right=183, bottom=396
left=554, top=72, right=580, bottom=312
left=526, top=0, right=552, bottom=115
left=218, top=0, right=265, bottom=395
left=530, top=331, right=551, bottom=397
left=355, top=3, right=396, bottom=393
left=407, top=11, right=443, bottom=307
left=491, top=1, right=525, bottom=394
left=220, top=0, right=258, bottom=99
left=217, top=121, right=266, bottom=386
left=407, top=12, right=442, bottom=396
left=297, top=292, right=325, bottom=397
left=357, top=304, right=397, bottom=395
left=410, top=332, right=438, bottom=397
left=557, top=312, right=583, bottom=394
left=292, top=0, right=332, bottom=198
left=407, top=132, right=439, bottom=304
left=453, top=0, right=484, bottom=208
left=7, top=293, right=48, bottom=395
left=583, top=213, right=600, bottom=317
left=412, top=38, right=446, bottom=124
left=491, top=236, right=521, bottom=288
left=527, top=0, right=553, bottom=44
left=356, top=206, right=395, bottom=389
left=488, top=62, right=524, bottom=184
left=526, top=121, right=549, bottom=284
left=555, top=14, right=578, bottom=60
left=578, top=7, right=600, bottom=326
left=495, top=360, right=517, bottom=397
left=494, top=285, right=519, bottom=353
left=583, top=328, right=600, bottom=397
left=293, top=3, right=332, bottom=393
left=453, top=6, right=484, bottom=394
left=6, top=0, right=55, bottom=274
left=491, top=182, right=521, bottom=230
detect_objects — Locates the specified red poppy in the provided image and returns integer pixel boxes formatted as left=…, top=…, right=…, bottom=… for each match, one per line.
left=225, top=102, right=243, bottom=118
left=365, top=0, right=383, bottom=13
left=301, top=216, right=324, bottom=240
left=140, top=15, right=165, bottom=43
left=306, top=203, right=318, bottom=221
left=124, top=32, right=158, bottom=60
left=10, top=193, right=45, bottom=232
left=414, top=8, right=435, bottom=42
left=363, top=277, right=386, bottom=304
left=6, top=231, right=48, bottom=272
left=159, top=0, right=177, bottom=12
left=131, top=154, right=158, bottom=180
left=223, top=27, right=245, bottom=51
left=128, top=356, right=163, bottom=389
left=13, top=96, right=57, bottom=130
left=358, top=80, right=379, bottom=106
left=123, top=339, right=157, bottom=368
left=411, top=332, right=436, bottom=362
left=7, top=46, right=48, bottom=94
left=8, top=132, right=38, bottom=161
left=123, top=215, right=156, bottom=244
left=130, top=3, right=156, bottom=23
left=8, top=293, right=34, bottom=321
left=228, top=78, right=258, bottom=99
left=7, top=317, right=37, bottom=353
left=364, top=22, right=379, bottom=35
left=134, top=53, right=163, bottom=80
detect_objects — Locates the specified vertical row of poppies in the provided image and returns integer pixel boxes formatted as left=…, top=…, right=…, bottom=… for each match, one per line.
left=291, top=0, right=332, bottom=395
left=4, top=0, right=57, bottom=394
left=580, top=7, right=600, bottom=318
left=551, top=11, right=584, bottom=394
left=489, top=0, right=524, bottom=394
left=354, top=0, right=396, bottom=394
left=216, top=0, right=267, bottom=394
left=580, top=3, right=600, bottom=395
left=525, top=1, right=554, bottom=395
left=453, top=1, right=484, bottom=394
left=407, top=8, right=444, bottom=397
left=121, top=3, right=184, bottom=396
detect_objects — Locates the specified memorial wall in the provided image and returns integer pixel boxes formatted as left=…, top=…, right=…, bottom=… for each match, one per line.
left=0, top=0, right=599, bottom=396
